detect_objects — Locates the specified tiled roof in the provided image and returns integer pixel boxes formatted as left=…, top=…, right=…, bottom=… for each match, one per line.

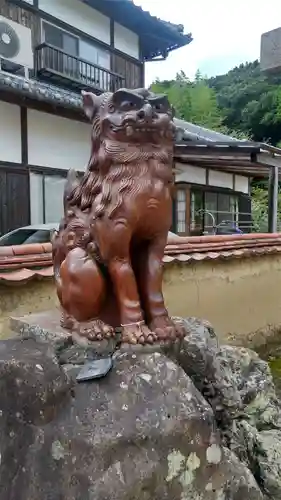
left=0, top=72, right=82, bottom=110
left=1, top=234, right=281, bottom=284
left=123, top=0, right=186, bottom=36
left=0, top=73, right=270, bottom=158
left=84, top=0, right=192, bottom=59
left=174, top=117, right=240, bottom=143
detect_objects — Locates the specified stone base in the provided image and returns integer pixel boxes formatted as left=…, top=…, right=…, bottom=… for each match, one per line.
left=0, top=338, right=263, bottom=500
left=10, top=310, right=182, bottom=364
left=10, top=309, right=72, bottom=347
left=9, top=310, right=281, bottom=497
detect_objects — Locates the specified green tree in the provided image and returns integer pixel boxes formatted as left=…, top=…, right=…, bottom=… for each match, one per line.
left=207, top=61, right=281, bottom=145
left=150, top=71, right=224, bottom=131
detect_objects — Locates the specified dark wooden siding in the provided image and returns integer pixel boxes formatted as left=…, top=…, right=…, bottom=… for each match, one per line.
left=0, top=0, right=41, bottom=46
left=111, top=53, right=144, bottom=89
left=0, top=168, right=30, bottom=236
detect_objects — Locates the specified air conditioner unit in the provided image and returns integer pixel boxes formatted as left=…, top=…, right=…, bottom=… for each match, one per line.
left=0, top=16, right=33, bottom=69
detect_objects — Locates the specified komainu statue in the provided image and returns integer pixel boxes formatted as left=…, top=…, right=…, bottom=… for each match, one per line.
left=52, top=88, right=185, bottom=344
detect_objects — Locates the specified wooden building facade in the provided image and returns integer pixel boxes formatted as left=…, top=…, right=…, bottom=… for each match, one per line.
left=0, top=0, right=191, bottom=235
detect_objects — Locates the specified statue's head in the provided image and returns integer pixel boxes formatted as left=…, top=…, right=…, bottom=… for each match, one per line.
left=82, top=88, right=175, bottom=146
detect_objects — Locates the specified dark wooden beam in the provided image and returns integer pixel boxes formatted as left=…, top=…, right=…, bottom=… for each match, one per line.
left=268, top=165, right=279, bottom=232
left=20, top=106, right=28, bottom=165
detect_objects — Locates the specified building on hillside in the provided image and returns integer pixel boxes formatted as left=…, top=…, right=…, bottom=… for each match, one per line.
left=0, top=0, right=191, bottom=235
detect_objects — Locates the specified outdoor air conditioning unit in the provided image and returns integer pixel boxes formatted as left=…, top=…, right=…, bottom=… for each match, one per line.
left=0, top=16, right=33, bottom=70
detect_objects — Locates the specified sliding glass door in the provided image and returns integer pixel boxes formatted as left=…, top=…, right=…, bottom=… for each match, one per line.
left=174, top=185, right=239, bottom=236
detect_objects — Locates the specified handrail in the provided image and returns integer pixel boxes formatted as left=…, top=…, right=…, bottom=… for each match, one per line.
left=35, top=43, right=124, bottom=79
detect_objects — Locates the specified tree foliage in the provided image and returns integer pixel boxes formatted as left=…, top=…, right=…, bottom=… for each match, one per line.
left=150, top=70, right=224, bottom=131
left=150, top=60, right=281, bottom=145
left=150, top=61, right=281, bottom=229
left=208, top=60, right=281, bottom=145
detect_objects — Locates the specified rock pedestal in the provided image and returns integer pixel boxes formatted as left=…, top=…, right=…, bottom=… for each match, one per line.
left=9, top=311, right=281, bottom=498
left=0, top=336, right=263, bottom=500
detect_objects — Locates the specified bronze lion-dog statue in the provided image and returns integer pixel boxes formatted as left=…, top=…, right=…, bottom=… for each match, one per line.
left=52, top=88, right=185, bottom=345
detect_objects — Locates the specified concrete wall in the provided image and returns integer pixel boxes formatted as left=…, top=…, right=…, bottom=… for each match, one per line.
left=2, top=254, right=281, bottom=347
left=0, top=280, right=58, bottom=339
left=175, top=162, right=249, bottom=194
left=163, top=254, right=281, bottom=347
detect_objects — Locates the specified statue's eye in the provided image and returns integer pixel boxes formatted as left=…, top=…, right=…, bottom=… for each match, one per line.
left=121, top=101, right=136, bottom=111
left=108, top=103, right=115, bottom=113
left=154, top=103, right=166, bottom=112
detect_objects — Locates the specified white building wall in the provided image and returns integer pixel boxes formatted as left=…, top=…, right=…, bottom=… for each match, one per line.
left=208, top=170, right=233, bottom=189
left=0, top=102, right=21, bottom=163
left=114, top=23, right=139, bottom=59
left=235, top=174, right=249, bottom=194
left=38, top=0, right=111, bottom=44
left=175, top=164, right=206, bottom=185
left=27, top=110, right=91, bottom=170
left=38, top=0, right=140, bottom=59
left=175, top=162, right=249, bottom=194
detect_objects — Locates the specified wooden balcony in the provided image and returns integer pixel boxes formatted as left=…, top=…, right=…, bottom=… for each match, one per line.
left=34, top=43, right=125, bottom=94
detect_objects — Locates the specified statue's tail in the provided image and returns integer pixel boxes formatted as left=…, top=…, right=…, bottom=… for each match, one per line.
left=52, top=170, right=81, bottom=289
left=51, top=230, right=63, bottom=287
left=63, top=169, right=80, bottom=211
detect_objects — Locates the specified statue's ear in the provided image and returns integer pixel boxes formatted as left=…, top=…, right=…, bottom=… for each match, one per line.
left=81, top=91, right=99, bottom=121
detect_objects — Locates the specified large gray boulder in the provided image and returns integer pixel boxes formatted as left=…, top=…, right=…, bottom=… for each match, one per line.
left=169, top=317, right=281, bottom=498
left=0, top=337, right=263, bottom=500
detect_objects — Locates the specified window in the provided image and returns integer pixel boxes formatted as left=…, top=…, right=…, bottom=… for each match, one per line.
left=42, top=22, right=79, bottom=56
left=42, top=22, right=111, bottom=88
left=175, top=185, right=239, bottom=236
left=205, top=191, right=238, bottom=227
left=176, top=189, right=186, bottom=234
left=191, top=190, right=204, bottom=234
left=30, top=172, right=66, bottom=224
left=191, top=189, right=238, bottom=235
left=79, top=39, right=110, bottom=70
left=79, top=39, right=111, bottom=90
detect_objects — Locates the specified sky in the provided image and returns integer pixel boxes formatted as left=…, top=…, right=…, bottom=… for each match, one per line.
left=134, top=0, right=281, bottom=85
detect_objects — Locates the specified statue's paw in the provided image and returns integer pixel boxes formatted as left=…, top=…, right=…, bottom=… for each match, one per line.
left=149, top=315, right=186, bottom=342
left=78, top=319, right=115, bottom=341
left=121, top=322, right=157, bottom=345
left=61, top=311, right=75, bottom=330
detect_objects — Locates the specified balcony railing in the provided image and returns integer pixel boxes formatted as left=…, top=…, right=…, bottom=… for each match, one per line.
left=34, top=43, right=125, bottom=93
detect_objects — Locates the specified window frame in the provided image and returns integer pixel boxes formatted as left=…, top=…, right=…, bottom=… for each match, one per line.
left=29, top=170, right=67, bottom=225
left=41, top=20, right=80, bottom=56
left=173, top=183, right=191, bottom=236
left=174, top=183, right=239, bottom=236
left=41, top=20, right=110, bottom=69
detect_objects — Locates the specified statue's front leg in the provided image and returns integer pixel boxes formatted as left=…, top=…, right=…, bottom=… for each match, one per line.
left=97, top=221, right=156, bottom=345
left=108, top=257, right=154, bottom=344
left=139, top=235, right=185, bottom=341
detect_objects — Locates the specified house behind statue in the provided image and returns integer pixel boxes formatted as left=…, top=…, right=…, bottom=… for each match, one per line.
left=0, top=0, right=278, bottom=237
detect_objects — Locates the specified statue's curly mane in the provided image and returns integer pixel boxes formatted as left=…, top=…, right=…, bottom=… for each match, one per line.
left=67, top=93, right=110, bottom=215
left=67, top=92, right=173, bottom=220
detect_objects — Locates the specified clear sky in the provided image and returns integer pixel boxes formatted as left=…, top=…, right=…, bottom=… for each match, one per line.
left=134, top=0, right=281, bottom=85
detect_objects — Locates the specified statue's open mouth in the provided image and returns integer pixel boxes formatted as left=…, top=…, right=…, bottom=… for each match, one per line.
left=125, top=125, right=161, bottom=137
left=110, top=124, right=168, bottom=137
